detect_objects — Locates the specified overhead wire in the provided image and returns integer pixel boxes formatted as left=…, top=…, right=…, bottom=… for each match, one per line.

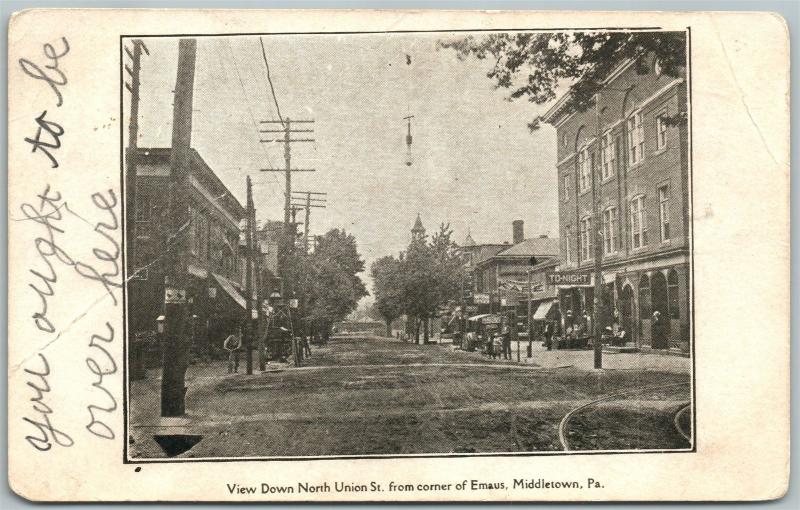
left=216, top=38, right=282, bottom=197
left=259, top=36, right=285, bottom=126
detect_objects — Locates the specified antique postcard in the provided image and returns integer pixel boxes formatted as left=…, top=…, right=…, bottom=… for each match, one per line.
left=7, top=9, right=790, bottom=502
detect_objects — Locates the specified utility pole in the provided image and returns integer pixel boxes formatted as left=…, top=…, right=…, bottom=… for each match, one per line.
left=124, top=39, right=148, bottom=276
left=527, top=268, right=533, bottom=357
left=291, top=191, right=326, bottom=254
left=245, top=176, right=255, bottom=375
left=592, top=93, right=604, bottom=370
left=124, top=38, right=149, bottom=381
left=161, top=38, right=196, bottom=417
left=259, top=118, right=315, bottom=301
left=252, top=210, right=266, bottom=373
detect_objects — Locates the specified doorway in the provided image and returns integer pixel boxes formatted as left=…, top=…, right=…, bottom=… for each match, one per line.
left=620, top=284, right=634, bottom=343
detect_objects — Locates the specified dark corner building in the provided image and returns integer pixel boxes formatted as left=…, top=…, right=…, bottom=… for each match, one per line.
left=128, top=147, right=249, bottom=370
left=542, top=48, right=691, bottom=354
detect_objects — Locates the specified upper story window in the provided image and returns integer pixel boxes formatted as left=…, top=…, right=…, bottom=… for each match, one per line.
left=602, top=206, right=619, bottom=255
left=564, top=225, right=573, bottom=266
left=562, top=173, right=571, bottom=202
left=658, top=184, right=671, bottom=242
left=580, top=216, right=593, bottom=262
left=627, top=111, right=644, bottom=166
left=578, top=146, right=590, bottom=192
left=601, top=132, right=616, bottom=180
left=630, top=195, right=648, bottom=249
left=656, top=112, right=669, bottom=151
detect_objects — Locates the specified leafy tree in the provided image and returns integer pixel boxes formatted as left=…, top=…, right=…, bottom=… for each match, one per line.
left=298, top=228, right=368, bottom=341
left=439, top=32, right=687, bottom=130
left=370, top=255, right=405, bottom=337
left=371, top=222, right=466, bottom=344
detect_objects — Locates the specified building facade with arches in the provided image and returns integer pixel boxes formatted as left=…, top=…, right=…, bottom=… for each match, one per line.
left=542, top=49, right=691, bottom=354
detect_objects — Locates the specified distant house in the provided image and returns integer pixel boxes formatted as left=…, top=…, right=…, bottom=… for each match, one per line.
left=475, top=235, right=560, bottom=295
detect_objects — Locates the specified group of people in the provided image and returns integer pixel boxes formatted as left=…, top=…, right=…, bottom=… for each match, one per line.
left=542, top=308, right=629, bottom=350
left=542, top=307, right=669, bottom=349
left=485, top=321, right=513, bottom=360
left=223, top=327, right=312, bottom=374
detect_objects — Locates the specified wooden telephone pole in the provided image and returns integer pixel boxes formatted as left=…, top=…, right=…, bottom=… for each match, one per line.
left=245, top=176, right=256, bottom=375
left=290, top=191, right=326, bottom=254
left=124, top=38, right=148, bottom=381
left=124, top=39, right=149, bottom=275
left=161, top=38, right=196, bottom=417
left=259, top=118, right=315, bottom=300
left=592, top=93, right=605, bottom=370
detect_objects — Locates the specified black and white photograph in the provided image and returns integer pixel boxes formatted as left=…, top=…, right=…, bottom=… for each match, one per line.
left=123, top=29, right=694, bottom=460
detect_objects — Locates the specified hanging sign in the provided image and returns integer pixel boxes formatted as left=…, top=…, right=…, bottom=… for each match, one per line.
left=289, top=298, right=299, bottom=309
left=546, top=271, right=593, bottom=287
left=164, top=287, right=187, bottom=304
left=473, top=293, right=490, bottom=304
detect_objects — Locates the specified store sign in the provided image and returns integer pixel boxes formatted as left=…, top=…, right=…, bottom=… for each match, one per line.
left=473, top=293, right=490, bottom=304
left=547, top=271, right=593, bottom=287
left=465, top=305, right=479, bottom=313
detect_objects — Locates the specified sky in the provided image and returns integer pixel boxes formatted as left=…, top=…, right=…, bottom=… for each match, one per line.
left=130, top=33, right=561, bottom=298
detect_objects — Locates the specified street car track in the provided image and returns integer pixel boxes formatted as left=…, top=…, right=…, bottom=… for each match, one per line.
left=673, top=403, right=692, bottom=443
left=558, top=381, right=691, bottom=451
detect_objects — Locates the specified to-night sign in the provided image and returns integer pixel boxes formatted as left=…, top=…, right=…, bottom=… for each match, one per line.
left=547, top=271, right=593, bottom=287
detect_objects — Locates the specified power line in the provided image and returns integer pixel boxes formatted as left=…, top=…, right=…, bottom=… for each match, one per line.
left=216, top=39, right=281, bottom=195
left=259, top=36, right=284, bottom=126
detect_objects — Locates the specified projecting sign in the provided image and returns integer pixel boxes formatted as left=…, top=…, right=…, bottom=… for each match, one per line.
left=546, top=271, right=593, bottom=287
left=164, top=287, right=187, bottom=304
left=473, top=293, right=491, bottom=304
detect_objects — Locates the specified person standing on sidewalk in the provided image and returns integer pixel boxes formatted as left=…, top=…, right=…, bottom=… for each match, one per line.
left=223, top=327, right=243, bottom=374
left=501, top=321, right=512, bottom=360
left=544, top=320, right=554, bottom=351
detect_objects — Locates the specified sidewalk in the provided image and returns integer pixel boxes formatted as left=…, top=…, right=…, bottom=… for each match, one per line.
left=519, top=342, right=690, bottom=373
left=436, top=338, right=690, bottom=373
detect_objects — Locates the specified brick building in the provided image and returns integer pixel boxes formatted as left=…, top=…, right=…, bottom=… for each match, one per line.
left=542, top=51, right=691, bottom=353
left=129, top=147, right=249, bottom=359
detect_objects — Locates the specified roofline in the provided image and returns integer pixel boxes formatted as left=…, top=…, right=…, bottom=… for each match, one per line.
left=475, top=254, right=559, bottom=268
left=541, top=57, right=636, bottom=126
left=135, top=147, right=246, bottom=216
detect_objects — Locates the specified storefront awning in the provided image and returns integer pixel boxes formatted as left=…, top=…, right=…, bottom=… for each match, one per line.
left=467, top=313, right=501, bottom=324
left=212, top=273, right=246, bottom=310
left=533, top=300, right=556, bottom=320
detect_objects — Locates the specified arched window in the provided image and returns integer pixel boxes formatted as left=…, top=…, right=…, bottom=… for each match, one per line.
left=651, top=272, right=668, bottom=319
left=578, top=146, right=590, bottom=192
left=638, top=274, right=651, bottom=319
left=668, top=269, right=680, bottom=319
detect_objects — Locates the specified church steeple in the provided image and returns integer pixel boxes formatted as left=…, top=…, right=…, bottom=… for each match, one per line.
left=411, top=213, right=425, bottom=241
left=462, top=231, right=476, bottom=247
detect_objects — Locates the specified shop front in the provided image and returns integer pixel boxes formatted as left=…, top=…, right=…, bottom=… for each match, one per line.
left=550, top=259, right=690, bottom=354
